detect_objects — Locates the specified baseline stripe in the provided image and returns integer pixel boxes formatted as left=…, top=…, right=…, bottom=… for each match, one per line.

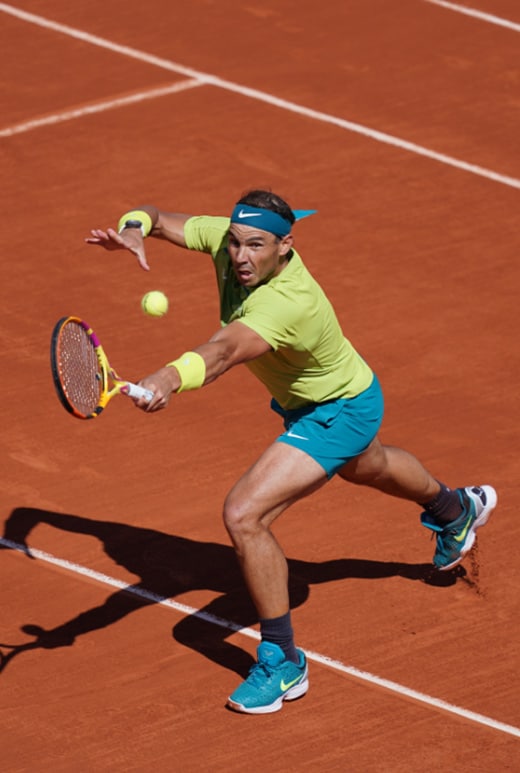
left=425, top=0, right=520, bottom=33
left=1, top=2, right=520, bottom=190
left=0, top=80, right=203, bottom=137
left=2, top=536, right=520, bottom=738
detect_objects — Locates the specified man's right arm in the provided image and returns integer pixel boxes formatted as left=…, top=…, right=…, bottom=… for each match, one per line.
left=86, top=206, right=193, bottom=271
left=139, top=206, right=191, bottom=247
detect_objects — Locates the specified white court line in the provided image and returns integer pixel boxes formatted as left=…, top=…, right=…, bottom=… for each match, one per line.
left=2, top=536, right=520, bottom=738
left=1, top=2, right=520, bottom=190
left=425, top=0, right=520, bottom=33
left=0, top=80, right=203, bottom=137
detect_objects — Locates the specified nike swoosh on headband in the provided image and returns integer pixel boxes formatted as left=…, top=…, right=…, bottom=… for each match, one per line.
left=237, top=210, right=263, bottom=218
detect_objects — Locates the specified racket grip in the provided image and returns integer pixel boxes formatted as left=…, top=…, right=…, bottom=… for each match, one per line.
left=124, top=383, right=154, bottom=402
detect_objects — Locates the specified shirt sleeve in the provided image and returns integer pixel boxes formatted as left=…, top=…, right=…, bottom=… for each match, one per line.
left=184, top=216, right=231, bottom=253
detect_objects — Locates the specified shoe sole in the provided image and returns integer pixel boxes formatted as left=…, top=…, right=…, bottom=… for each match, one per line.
left=439, top=485, right=498, bottom=571
left=227, top=675, right=309, bottom=715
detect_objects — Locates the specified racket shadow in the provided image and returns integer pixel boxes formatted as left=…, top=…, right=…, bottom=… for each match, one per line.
left=1, top=507, right=464, bottom=678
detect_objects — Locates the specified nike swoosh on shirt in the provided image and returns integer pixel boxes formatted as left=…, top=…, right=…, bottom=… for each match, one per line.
left=286, top=431, right=308, bottom=441
left=237, top=210, right=262, bottom=218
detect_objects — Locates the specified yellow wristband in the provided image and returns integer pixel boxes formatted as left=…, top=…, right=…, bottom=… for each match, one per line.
left=117, top=210, right=153, bottom=237
left=166, top=352, right=206, bottom=392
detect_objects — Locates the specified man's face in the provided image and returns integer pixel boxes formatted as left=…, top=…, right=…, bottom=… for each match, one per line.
left=227, top=224, right=293, bottom=288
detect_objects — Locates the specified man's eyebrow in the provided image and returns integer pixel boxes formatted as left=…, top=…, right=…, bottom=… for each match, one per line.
left=229, top=230, right=269, bottom=243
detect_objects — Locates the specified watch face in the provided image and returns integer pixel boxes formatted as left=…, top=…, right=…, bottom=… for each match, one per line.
left=123, top=220, right=143, bottom=228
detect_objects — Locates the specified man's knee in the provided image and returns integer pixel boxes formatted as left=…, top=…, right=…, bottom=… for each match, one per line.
left=222, top=492, right=257, bottom=540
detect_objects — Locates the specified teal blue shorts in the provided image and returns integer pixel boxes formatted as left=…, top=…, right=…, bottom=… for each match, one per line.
left=272, top=374, right=384, bottom=478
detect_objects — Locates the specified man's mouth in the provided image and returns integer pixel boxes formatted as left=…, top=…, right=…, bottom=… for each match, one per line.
left=236, top=267, right=253, bottom=281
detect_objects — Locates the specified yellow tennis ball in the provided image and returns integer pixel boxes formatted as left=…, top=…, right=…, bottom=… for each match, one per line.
left=141, top=290, right=169, bottom=317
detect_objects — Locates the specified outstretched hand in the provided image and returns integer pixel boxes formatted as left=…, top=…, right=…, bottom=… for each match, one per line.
left=85, top=227, right=150, bottom=271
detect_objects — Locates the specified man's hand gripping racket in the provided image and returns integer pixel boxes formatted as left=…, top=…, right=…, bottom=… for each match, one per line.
left=50, top=316, right=153, bottom=419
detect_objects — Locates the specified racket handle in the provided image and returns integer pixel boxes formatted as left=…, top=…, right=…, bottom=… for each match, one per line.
left=123, top=383, right=154, bottom=402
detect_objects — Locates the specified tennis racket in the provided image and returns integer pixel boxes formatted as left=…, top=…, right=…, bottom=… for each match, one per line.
left=50, top=316, right=153, bottom=419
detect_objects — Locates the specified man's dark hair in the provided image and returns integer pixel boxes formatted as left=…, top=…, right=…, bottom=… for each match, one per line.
left=237, top=190, right=295, bottom=225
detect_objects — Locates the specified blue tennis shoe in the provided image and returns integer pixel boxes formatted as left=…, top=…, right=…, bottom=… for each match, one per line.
left=421, top=485, right=497, bottom=571
left=227, top=641, right=308, bottom=714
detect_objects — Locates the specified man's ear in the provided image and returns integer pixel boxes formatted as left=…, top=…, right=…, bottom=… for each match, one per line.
left=279, top=233, right=294, bottom=256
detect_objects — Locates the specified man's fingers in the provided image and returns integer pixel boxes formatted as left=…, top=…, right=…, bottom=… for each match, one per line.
left=85, top=227, right=151, bottom=268
left=136, top=253, right=150, bottom=271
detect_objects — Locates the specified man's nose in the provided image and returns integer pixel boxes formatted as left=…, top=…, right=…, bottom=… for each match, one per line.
left=235, top=245, right=249, bottom=262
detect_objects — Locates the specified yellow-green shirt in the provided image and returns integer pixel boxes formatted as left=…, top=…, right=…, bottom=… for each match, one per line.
left=184, top=215, right=373, bottom=409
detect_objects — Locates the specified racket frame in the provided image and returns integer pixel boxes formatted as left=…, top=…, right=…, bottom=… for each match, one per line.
left=50, top=316, right=153, bottom=419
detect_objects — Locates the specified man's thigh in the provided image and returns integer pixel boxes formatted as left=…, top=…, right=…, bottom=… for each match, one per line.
left=225, top=441, right=328, bottom=527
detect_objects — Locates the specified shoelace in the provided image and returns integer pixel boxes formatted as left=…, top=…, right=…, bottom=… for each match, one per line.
left=246, top=660, right=277, bottom=685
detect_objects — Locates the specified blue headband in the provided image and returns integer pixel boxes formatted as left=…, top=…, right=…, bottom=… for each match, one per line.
left=230, top=204, right=317, bottom=237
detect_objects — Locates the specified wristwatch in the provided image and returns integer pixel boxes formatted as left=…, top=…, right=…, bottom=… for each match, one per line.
left=119, top=219, right=144, bottom=234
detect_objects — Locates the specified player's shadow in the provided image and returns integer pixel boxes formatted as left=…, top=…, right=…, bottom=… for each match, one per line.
left=0, top=507, right=464, bottom=676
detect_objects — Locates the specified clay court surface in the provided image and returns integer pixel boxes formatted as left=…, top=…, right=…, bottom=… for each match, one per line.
left=1, top=0, right=519, bottom=769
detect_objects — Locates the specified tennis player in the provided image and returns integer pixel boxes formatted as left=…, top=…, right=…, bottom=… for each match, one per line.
left=87, top=190, right=497, bottom=714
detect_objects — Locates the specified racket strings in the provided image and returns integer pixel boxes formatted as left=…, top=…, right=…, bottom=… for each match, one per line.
left=57, top=322, right=102, bottom=416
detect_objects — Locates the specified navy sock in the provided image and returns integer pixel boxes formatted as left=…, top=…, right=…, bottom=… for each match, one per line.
left=260, top=612, right=299, bottom=663
left=420, top=481, right=462, bottom=524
